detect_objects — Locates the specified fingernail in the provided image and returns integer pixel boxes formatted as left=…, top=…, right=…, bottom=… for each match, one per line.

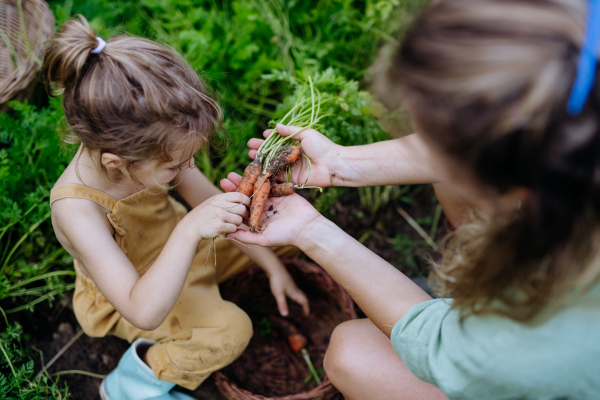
left=282, top=310, right=288, bottom=316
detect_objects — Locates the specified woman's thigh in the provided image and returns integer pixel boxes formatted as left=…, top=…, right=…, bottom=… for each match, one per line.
left=324, top=319, right=448, bottom=400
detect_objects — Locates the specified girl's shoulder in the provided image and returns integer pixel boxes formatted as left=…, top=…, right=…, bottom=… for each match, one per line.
left=51, top=159, right=118, bottom=215
left=50, top=182, right=117, bottom=250
left=51, top=183, right=116, bottom=214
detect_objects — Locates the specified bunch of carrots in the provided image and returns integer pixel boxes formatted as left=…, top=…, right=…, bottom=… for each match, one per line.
left=237, top=77, right=327, bottom=232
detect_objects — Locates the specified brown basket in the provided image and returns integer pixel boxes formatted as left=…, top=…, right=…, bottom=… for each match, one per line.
left=0, top=0, right=54, bottom=105
left=214, top=259, right=357, bottom=400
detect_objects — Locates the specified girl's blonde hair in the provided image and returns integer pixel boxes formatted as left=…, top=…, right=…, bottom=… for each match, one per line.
left=41, top=15, right=222, bottom=181
left=375, top=0, right=600, bottom=321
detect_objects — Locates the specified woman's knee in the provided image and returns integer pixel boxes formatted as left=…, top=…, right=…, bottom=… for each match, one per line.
left=324, top=319, right=376, bottom=382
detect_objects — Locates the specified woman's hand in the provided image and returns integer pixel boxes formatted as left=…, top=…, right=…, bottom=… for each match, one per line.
left=220, top=173, right=323, bottom=248
left=183, top=192, right=249, bottom=240
left=266, top=261, right=310, bottom=317
left=249, top=124, right=340, bottom=188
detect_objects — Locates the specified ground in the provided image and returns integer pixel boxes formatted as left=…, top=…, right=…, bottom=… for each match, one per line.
left=19, top=185, right=445, bottom=399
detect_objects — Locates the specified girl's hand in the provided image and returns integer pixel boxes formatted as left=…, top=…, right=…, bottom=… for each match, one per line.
left=247, top=124, right=340, bottom=188
left=220, top=173, right=323, bottom=248
left=267, top=263, right=310, bottom=317
left=184, top=192, right=250, bottom=241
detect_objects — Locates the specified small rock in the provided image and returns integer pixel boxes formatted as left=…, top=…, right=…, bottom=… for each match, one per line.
left=102, top=354, right=112, bottom=365
left=58, top=322, right=73, bottom=335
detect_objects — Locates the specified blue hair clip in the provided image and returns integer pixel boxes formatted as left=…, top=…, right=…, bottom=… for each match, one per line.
left=568, top=0, right=600, bottom=115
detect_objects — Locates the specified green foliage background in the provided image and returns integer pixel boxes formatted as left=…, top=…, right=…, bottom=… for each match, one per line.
left=0, top=0, right=428, bottom=396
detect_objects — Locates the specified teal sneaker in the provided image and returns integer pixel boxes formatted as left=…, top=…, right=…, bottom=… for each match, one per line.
left=99, top=339, right=196, bottom=400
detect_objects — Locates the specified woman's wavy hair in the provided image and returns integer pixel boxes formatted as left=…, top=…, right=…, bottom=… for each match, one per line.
left=41, top=15, right=222, bottom=183
left=375, top=0, right=600, bottom=321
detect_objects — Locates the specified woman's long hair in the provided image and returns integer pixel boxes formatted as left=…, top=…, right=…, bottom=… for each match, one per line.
left=375, top=0, right=600, bottom=321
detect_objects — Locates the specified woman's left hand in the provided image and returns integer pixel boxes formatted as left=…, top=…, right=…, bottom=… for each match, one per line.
left=268, top=265, right=310, bottom=317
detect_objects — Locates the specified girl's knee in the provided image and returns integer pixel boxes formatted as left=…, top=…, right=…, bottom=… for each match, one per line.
left=181, top=303, right=252, bottom=371
left=223, top=301, right=253, bottom=346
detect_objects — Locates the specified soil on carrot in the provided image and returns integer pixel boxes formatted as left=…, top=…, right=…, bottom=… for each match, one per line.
left=19, top=185, right=444, bottom=399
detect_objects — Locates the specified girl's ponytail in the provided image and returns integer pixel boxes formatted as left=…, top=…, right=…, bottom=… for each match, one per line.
left=39, top=15, right=221, bottom=185
left=41, top=16, right=99, bottom=96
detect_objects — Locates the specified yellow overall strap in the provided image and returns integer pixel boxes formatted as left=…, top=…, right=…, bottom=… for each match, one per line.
left=50, top=184, right=117, bottom=212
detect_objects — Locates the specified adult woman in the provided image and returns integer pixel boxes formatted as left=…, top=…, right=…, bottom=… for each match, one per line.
left=222, top=0, right=600, bottom=398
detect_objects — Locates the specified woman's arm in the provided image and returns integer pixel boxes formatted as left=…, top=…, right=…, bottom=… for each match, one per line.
left=222, top=177, right=431, bottom=337
left=334, top=133, right=439, bottom=187
left=239, top=125, right=439, bottom=190
left=297, top=216, right=432, bottom=335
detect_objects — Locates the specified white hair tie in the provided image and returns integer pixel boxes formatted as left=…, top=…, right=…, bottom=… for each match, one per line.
left=91, top=37, right=106, bottom=54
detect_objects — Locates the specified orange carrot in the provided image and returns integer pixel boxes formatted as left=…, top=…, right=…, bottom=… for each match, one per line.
left=270, top=317, right=307, bottom=352
left=288, top=333, right=308, bottom=352
left=249, top=174, right=272, bottom=232
left=270, top=182, right=296, bottom=197
left=266, top=146, right=301, bottom=177
left=237, top=159, right=263, bottom=197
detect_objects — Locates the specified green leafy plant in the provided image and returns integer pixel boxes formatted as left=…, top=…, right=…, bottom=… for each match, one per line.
left=0, top=322, right=71, bottom=399
left=0, top=99, right=75, bottom=315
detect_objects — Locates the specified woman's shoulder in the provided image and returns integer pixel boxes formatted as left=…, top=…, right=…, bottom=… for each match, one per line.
left=391, top=297, right=600, bottom=399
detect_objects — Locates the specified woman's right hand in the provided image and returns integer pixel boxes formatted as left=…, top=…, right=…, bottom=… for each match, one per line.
left=248, top=124, right=340, bottom=188
left=220, top=173, right=323, bottom=248
left=184, top=192, right=250, bottom=240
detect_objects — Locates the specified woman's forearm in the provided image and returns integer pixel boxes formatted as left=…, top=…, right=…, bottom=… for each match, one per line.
left=333, top=133, right=439, bottom=187
left=296, top=216, right=432, bottom=336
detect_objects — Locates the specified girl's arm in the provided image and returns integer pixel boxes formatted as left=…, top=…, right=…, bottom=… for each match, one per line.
left=176, top=167, right=310, bottom=315
left=222, top=178, right=431, bottom=336
left=52, top=191, right=248, bottom=331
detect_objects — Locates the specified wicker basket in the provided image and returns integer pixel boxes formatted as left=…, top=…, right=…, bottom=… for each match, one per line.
left=0, top=0, right=54, bottom=106
left=214, top=259, right=357, bottom=400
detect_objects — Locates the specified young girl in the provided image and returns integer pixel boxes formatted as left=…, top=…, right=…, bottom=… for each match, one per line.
left=43, top=16, right=309, bottom=400
left=223, top=0, right=600, bottom=398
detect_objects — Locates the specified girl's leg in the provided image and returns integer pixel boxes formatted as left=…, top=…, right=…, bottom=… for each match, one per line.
left=108, top=243, right=255, bottom=390
left=324, top=319, right=448, bottom=400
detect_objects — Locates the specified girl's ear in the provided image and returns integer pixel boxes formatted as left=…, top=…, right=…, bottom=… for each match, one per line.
left=101, top=152, right=125, bottom=171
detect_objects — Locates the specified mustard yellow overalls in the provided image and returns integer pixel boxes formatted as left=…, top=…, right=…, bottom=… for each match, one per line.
left=50, top=184, right=298, bottom=389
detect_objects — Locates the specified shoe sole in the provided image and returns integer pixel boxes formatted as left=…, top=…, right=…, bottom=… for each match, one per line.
left=99, top=379, right=110, bottom=400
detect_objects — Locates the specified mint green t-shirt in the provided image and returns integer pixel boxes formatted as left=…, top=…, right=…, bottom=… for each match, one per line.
left=391, top=285, right=600, bottom=400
